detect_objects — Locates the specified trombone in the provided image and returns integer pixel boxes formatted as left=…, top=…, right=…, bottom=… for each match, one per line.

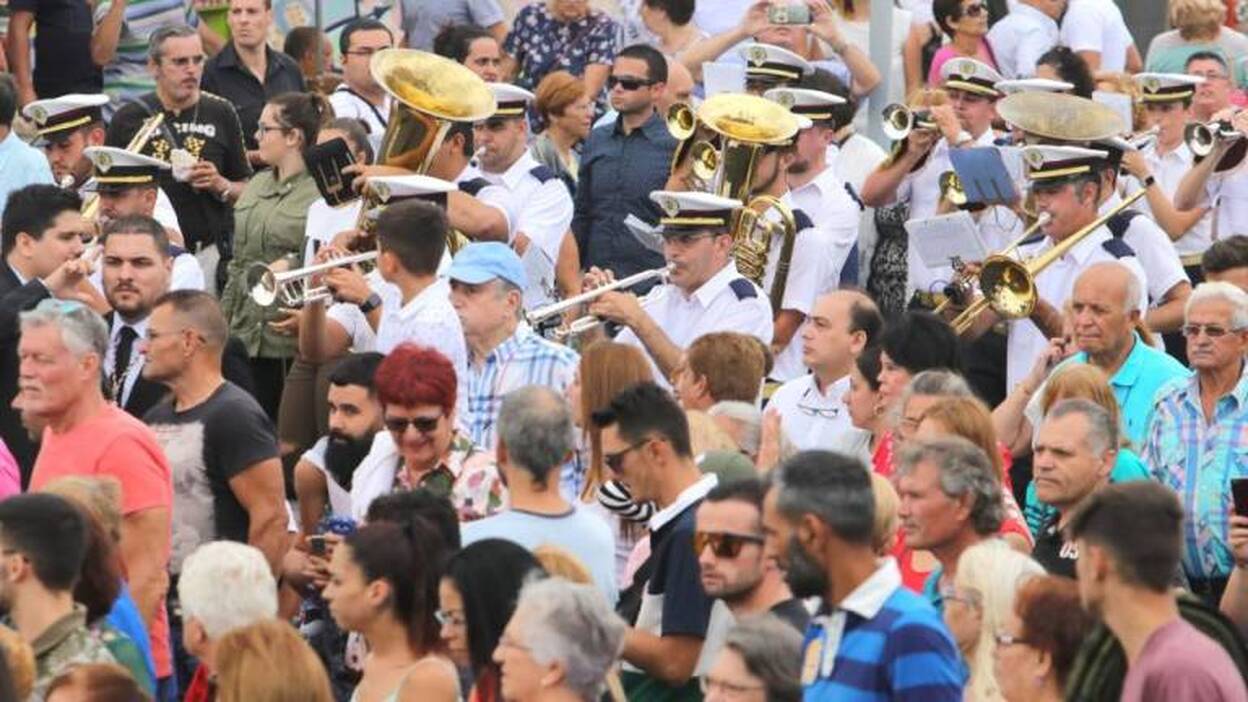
left=946, top=189, right=1146, bottom=334
left=934, top=211, right=1051, bottom=315
left=527, top=265, right=673, bottom=338
left=247, top=250, right=378, bottom=308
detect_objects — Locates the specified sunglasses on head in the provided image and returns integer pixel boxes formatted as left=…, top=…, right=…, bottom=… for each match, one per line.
left=608, top=75, right=654, bottom=91
left=384, top=414, right=442, bottom=435
left=693, top=531, right=764, bottom=558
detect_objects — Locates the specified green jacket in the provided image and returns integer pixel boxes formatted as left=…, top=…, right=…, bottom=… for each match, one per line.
left=221, top=167, right=319, bottom=358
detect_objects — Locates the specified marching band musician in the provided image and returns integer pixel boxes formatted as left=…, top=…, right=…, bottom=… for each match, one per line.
left=1121, top=73, right=1216, bottom=281
left=739, top=42, right=814, bottom=95
left=83, top=147, right=205, bottom=292
left=23, top=94, right=187, bottom=241
left=585, top=191, right=773, bottom=386
left=860, top=58, right=1010, bottom=306
left=958, top=145, right=1149, bottom=391
left=1174, top=108, right=1248, bottom=246
left=466, top=83, right=577, bottom=309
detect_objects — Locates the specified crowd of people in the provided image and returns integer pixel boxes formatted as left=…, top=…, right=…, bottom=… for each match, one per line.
left=0, top=0, right=1246, bottom=700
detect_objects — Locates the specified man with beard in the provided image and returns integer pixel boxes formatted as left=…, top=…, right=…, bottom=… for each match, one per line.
left=293, top=351, right=385, bottom=530
left=763, top=450, right=964, bottom=700
left=695, top=478, right=808, bottom=637
left=574, top=44, right=677, bottom=280
left=592, top=382, right=718, bottom=699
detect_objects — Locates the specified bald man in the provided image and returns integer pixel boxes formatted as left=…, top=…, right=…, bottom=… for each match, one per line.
left=660, top=58, right=694, bottom=113
left=767, top=290, right=883, bottom=455
left=1026, top=262, right=1190, bottom=446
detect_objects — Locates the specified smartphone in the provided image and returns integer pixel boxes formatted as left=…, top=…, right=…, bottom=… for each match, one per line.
left=1233, top=478, right=1248, bottom=517
left=308, top=535, right=327, bottom=557
left=768, top=3, right=811, bottom=25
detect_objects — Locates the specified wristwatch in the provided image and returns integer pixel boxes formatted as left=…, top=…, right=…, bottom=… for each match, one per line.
left=358, top=292, right=382, bottom=314
left=1141, top=175, right=1157, bottom=188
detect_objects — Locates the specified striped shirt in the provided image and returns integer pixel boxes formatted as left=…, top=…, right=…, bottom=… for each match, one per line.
left=94, top=0, right=198, bottom=116
left=463, top=323, right=578, bottom=452
left=801, top=558, right=964, bottom=702
left=1143, top=366, right=1248, bottom=580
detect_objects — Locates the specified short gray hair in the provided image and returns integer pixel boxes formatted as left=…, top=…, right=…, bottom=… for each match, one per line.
left=19, top=299, right=109, bottom=360
left=513, top=578, right=626, bottom=700
left=178, top=541, right=277, bottom=640
left=149, top=24, right=198, bottom=63
left=895, top=436, right=1004, bottom=535
left=707, top=400, right=761, bottom=455
left=722, top=615, right=804, bottom=702
left=1044, top=398, right=1117, bottom=456
left=498, top=385, right=573, bottom=487
left=773, top=450, right=875, bottom=546
left=1186, top=280, right=1248, bottom=330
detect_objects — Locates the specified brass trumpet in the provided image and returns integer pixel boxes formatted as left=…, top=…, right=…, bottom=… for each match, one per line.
left=947, top=191, right=1146, bottom=334
left=881, top=104, right=936, bottom=141
left=247, top=250, right=379, bottom=308
left=527, top=265, right=673, bottom=337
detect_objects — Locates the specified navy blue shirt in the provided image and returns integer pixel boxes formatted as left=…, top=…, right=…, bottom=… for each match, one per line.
left=201, top=43, right=306, bottom=151
left=573, top=109, right=677, bottom=279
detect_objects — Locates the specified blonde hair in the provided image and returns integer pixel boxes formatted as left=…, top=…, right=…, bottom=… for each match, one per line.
left=1170, top=0, right=1226, bottom=39
left=918, top=396, right=1005, bottom=480
left=1040, top=363, right=1130, bottom=449
left=41, top=475, right=124, bottom=543
left=534, top=545, right=593, bottom=583
left=215, top=620, right=334, bottom=702
left=686, top=409, right=742, bottom=456
left=954, top=540, right=1046, bottom=702
left=870, top=473, right=900, bottom=556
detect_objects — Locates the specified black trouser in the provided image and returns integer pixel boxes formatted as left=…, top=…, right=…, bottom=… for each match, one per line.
left=249, top=356, right=293, bottom=423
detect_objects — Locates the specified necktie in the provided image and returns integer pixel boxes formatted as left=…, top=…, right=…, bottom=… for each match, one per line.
left=112, top=326, right=138, bottom=402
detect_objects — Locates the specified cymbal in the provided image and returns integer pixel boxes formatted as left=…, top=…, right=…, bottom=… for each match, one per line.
left=997, top=92, right=1126, bottom=142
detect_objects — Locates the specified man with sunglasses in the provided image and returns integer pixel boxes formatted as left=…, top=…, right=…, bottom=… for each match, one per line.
left=574, top=43, right=677, bottom=281
left=586, top=190, right=773, bottom=388
left=468, top=82, right=573, bottom=308
left=695, top=478, right=809, bottom=637
left=1144, top=281, right=1248, bottom=604
left=860, top=58, right=1011, bottom=307
left=107, top=25, right=253, bottom=286
left=592, top=382, right=718, bottom=699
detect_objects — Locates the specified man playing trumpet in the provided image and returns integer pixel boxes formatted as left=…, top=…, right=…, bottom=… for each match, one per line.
left=583, top=190, right=773, bottom=386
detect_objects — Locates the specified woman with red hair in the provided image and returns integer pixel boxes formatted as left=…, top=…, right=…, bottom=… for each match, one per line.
left=348, top=344, right=506, bottom=522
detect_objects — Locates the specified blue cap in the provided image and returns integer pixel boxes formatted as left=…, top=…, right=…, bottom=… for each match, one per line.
left=446, top=242, right=528, bottom=289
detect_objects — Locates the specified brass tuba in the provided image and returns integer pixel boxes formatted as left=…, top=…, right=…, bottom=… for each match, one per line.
left=666, top=102, right=720, bottom=190
left=693, top=94, right=801, bottom=309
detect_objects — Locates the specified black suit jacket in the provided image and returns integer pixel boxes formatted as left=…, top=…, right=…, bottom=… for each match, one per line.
left=0, top=264, right=53, bottom=486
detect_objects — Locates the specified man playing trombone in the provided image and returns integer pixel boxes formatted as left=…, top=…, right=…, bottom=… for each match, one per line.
left=581, top=190, right=773, bottom=386
left=953, top=145, right=1149, bottom=391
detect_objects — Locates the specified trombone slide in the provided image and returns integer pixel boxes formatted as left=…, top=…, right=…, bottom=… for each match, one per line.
left=527, top=265, right=673, bottom=327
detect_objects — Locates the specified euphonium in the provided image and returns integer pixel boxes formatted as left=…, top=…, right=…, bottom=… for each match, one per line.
left=734, top=194, right=798, bottom=312
left=666, top=102, right=720, bottom=189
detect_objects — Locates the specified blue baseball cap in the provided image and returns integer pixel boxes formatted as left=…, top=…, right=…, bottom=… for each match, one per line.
left=446, top=242, right=528, bottom=289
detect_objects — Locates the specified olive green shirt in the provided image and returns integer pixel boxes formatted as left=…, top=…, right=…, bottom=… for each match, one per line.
left=221, top=167, right=320, bottom=358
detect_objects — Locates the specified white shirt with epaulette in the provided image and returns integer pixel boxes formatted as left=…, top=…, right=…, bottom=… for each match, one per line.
left=1098, top=192, right=1189, bottom=301
left=1122, top=141, right=1214, bottom=258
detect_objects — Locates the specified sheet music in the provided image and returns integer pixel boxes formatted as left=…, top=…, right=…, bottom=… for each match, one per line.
left=948, top=147, right=1020, bottom=205
left=702, top=62, right=746, bottom=97
left=905, top=212, right=989, bottom=269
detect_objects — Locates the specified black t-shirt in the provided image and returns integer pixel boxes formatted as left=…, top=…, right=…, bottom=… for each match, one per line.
left=9, top=0, right=100, bottom=97
left=770, top=598, right=812, bottom=633
left=1032, top=519, right=1078, bottom=579
left=106, top=92, right=252, bottom=251
left=144, top=381, right=278, bottom=573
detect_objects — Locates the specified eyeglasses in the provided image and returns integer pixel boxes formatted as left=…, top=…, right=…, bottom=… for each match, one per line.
left=1182, top=323, right=1242, bottom=339
left=962, top=2, right=985, bottom=16
left=608, top=75, right=655, bottom=91
left=603, top=438, right=652, bottom=472
left=384, top=414, right=442, bottom=435
left=693, top=531, right=765, bottom=559
left=434, top=609, right=466, bottom=628
left=797, top=390, right=840, bottom=418
left=994, top=630, right=1033, bottom=647
left=255, top=123, right=289, bottom=139
left=1191, top=71, right=1228, bottom=81
left=940, top=586, right=982, bottom=609
left=700, top=676, right=765, bottom=696
left=165, top=54, right=205, bottom=68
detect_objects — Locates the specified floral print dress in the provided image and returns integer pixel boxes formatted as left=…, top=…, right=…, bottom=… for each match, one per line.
left=503, top=3, right=620, bottom=118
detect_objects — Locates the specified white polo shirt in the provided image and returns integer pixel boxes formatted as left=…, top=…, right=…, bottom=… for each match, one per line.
left=615, top=261, right=775, bottom=387
left=767, top=373, right=862, bottom=452
left=788, top=165, right=862, bottom=290
left=987, top=2, right=1060, bottom=78
left=328, top=86, right=392, bottom=153
left=1100, top=192, right=1189, bottom=303
left=1060, top=0, right=1135, bottom=73
left=1122, top=141, right=1214, bottom=258
left=1006, top=227, right=1148, bottom=388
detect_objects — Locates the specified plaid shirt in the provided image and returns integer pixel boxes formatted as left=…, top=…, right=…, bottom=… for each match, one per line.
left=1143, top=365, right=1248, bottom=580
left=463, top=322, right=579, bottom=453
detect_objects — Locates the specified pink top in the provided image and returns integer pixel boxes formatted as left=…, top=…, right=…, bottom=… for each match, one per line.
left=30, top=403, right=174, bottom=679
left=1121, top=619, right=1248, bottom=701
left=0, top=440, right=19, bottom=500
left=928, top=42, right=999, bottom=86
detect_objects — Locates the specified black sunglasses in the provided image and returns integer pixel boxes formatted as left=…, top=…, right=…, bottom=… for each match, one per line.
left=603, top=438, right=653, bottom=472
left=384, top=414, right=442, bottom=435
left=608, top=75, right=654, bottom=91
left=693, top=531, right=765, bottom=559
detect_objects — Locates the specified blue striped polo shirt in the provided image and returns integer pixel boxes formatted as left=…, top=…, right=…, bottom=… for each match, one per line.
left=800, top=558, right=965, bottom=701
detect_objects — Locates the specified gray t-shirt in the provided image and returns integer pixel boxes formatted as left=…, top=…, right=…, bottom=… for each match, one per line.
left=399, top=0, right=505, bottom=51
